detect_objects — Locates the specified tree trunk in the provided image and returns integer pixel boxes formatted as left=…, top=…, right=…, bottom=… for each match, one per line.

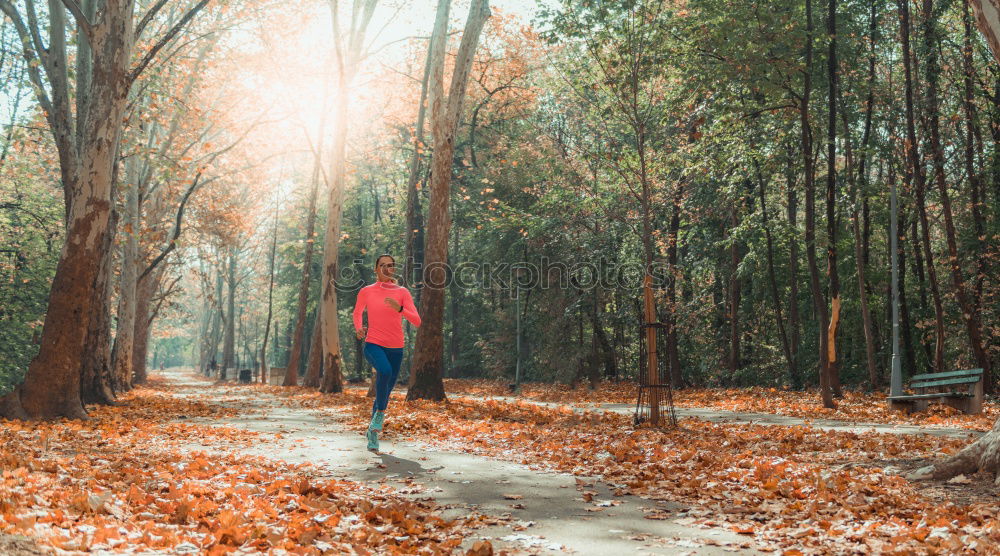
left=842, top=2, right=880, bottom=390
left=0, top=2, right=135, bottom=419
left=286, top=124, right=324, bottom=384
left=111, top=160, right=139, bottom=393
left=448, top=226, right=460, bottom=376
left=970, top=0, right=1000, bottom=64
left=262, top=199, right=279, bottom=384
left=81, top=206, right=118, bottom=405
left=404, top=34, right=434, bottom=292
left=318, top=0, right=379, bottom=395
left=304, top=308, right=323, bottom=388
left=1, top=0, right=206, bottom=421
left=754, top=162, right=795, bottom=384
left=800, top=0, right=833, bottom=407
left=897, top=189, right=918, bottom=378
left=786, top=152, right=802, bottom=388
left=962, top=2, right=989, bottom=319
left=318, top=98, right=347, bottom=395
left=221, top=250, right=237, bottom=381
left=408, top=0, right=491, bottom=401
left=207, top=268, right=224, bottom=376
left=913, top=418, right=1000, bottom=484
left=132, top=268, right=163, bottom=386
left=824, top=0, right=842, bottom=399
left=727, top=207, right=741, bottom=377
left=665, top=183, right=682, bottom=388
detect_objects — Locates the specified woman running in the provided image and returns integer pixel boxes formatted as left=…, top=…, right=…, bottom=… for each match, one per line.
left=353, top=254, right=421, bottom=453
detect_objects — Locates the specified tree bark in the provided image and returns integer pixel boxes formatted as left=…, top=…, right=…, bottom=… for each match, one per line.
left=286, top=122, right=325, bottom=384
left=754, top=162, right=795, bottom=384
left=913, top=418, right=1000, bottom=485
left=304, top=308, right=323, bottom=388
left=786, top=150, right=802, bottom=389
left=221, top=249, right=236, bottom=381
left=132, top=267, right=164, bottom=385
left=318, top=98, right=347, bottom=394
left=408, top=0, right=491, bottom=401
left=970, top=0, right=1000, bottom=64
left=727, top=206, right=741, bottom=377
left=824, top=0, right=841, bottom=400
left=81, top=206, right=118, bottom=405
left=404, top=34, right=434, bottom=293
left=317, top=0, right=379, bottom=395
left=0, top=0, right=209, bottom=421
left=205, top=267, right=224, bottom=376
left=261, top=198, right=279, bottom=384
left=111, top=158, right=139, bottom=393
left=846, top=2, right=880, bottom=389
left=800, top=0, right=833, bottom=407
left=897, top=189, right=919, bottom=378
left=962, top=2, right=989, bottom=318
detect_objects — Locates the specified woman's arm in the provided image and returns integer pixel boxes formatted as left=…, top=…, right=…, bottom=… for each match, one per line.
left=400, top=289, right=421, bottom=327
left=353, top=288, right=367, bottom=333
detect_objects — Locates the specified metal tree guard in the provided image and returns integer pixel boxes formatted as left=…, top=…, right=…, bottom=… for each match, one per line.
left=634, top=319, right=677, bottom=427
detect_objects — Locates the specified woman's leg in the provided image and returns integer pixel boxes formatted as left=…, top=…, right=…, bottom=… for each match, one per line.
left=364, top=343, right=394, bottom=418
left=381, top=347, right=405, bottom=405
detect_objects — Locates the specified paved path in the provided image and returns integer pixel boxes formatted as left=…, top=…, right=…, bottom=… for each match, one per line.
left=162, top=369, right=758, bottom=555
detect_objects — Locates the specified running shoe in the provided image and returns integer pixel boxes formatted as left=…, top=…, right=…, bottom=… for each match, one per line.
left=366, top=428, right=379, bottom=453
left=370, top=410, right=385, bottom=431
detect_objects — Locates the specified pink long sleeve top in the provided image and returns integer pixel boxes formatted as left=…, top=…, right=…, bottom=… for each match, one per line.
left=353, top=280, right=421, bottom=348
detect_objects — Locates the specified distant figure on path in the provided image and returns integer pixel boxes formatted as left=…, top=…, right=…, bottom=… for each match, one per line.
left=353, top=254, right=421, bottom=453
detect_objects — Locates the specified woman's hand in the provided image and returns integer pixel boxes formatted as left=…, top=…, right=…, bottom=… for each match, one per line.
left=383, top=297, right=402, bottom=311
left=355, top=327, right=366, bottom=340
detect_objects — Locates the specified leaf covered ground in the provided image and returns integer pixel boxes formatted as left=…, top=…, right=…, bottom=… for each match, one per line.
left=0, top=385, right=477, bottom=554
left=269, top=384, right=1000, bottom=554
left=5, top=376, right=1000, bottom=554
left=442, top=378, right=1000, bottom=431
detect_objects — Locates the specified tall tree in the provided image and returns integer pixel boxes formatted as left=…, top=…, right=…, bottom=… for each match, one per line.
left=800, top=0, right=834, bottom=408
left=317, top=0, right=378, bottom=394
left=407, top=0, right=491, bottom=401
left=900, top=0, right=946, bottom=373
left=823, top=0, right=841, bottom=401
left=260, top=196, right=279, bottom=382
left=0, top=0, right=210, bottom=419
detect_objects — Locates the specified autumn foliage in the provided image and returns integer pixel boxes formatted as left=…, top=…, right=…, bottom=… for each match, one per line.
left=0, top=384, right=472, bottom=554
left=268, top=383, right=1000, bottom=553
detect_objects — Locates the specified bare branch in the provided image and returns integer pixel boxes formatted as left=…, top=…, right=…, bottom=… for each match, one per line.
left=135, top=0, right=170, bottom=39
left=59, top=0, right=93, bottom=44
left=0, top=0, right=53, bottom=115
left=138, top=171, right=203, bottom=282
left=129, top=0, right=210, bottom=84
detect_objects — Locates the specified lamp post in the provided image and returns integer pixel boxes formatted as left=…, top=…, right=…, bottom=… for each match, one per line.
left=510, top=239, right=527, bottom=396
left=514, top=280, right=522, bottom=395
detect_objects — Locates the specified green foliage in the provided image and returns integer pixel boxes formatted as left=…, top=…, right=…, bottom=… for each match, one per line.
left=0, top=125, right=62, bottom=394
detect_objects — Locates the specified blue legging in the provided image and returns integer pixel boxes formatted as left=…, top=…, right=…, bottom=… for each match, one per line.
left=364, top=342, right=404, bottom=415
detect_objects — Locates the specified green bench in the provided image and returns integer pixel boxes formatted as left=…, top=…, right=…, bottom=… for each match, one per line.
left=888, top=368, right=984, bottom=415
